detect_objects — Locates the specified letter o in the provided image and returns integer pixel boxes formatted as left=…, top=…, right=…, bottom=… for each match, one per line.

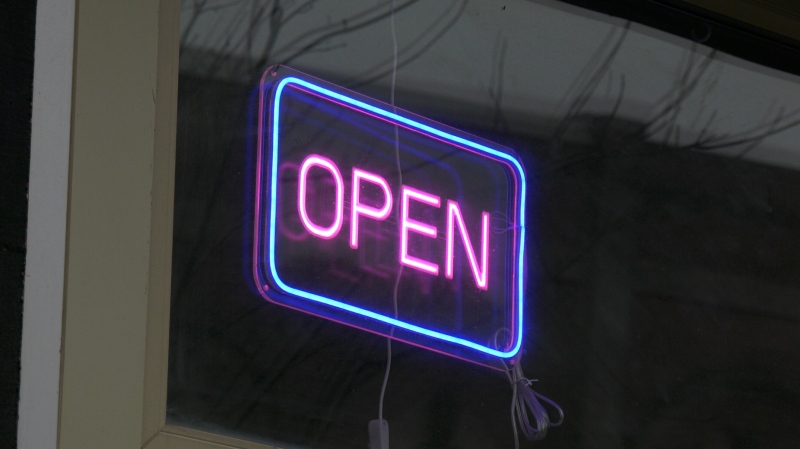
left=297, top=154, right=344, bottom=239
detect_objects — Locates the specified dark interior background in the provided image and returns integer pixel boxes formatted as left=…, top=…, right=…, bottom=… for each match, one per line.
left=0, top=1, right=37, bottom=448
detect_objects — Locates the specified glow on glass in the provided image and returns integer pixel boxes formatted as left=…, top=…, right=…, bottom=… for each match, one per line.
left=399, top=186, right=440, bottom=275
left=350, top=168, right=393, bottom=249
left=445, top=200, right=490, bottom=290
left=266, top=76, right=526, bottom=358
left=297, top=154, right=344, bottom=239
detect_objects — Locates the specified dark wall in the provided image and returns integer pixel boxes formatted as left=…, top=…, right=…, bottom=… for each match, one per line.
left=0, top=1, right=37, bottom=448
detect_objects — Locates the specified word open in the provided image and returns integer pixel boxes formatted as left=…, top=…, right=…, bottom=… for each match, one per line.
left=297, top=154, right=490, bottom=290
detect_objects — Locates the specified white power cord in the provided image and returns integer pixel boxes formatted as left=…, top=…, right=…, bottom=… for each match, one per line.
left=504, top=361, right=564, bottom=448
left=371, top=1, right=399, bottom=448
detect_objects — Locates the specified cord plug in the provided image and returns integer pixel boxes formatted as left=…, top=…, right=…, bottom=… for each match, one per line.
left=369, top=419, right=390, bottom=449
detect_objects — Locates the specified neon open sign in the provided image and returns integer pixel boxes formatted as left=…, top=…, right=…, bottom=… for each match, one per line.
left=253, top=66, right=526, bottom=366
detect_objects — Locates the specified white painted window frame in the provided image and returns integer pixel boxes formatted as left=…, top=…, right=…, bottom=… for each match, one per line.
left=20, top=0, right=279, bottom=447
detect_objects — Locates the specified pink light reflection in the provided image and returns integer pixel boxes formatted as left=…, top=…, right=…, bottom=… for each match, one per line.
left=400, top=186, right=440, bottom=275
left=297, top=154, right=344, bottom=239
left=350, top=168, right=393, bottom=249
left=445, top=201, right=490, bottom=290
left=358, top=222, right=393, bottom=279
left=276, top=162, right=310, bottom=241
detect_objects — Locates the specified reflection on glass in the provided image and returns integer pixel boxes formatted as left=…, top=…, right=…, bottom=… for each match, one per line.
left=169, top=1, right=800, bottom=448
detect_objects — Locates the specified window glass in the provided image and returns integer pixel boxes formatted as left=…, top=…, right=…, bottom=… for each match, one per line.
left=169, top=1, right=800, bottom=447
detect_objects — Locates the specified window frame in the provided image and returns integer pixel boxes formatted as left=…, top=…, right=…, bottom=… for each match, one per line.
left=55, top=0, right=278, bottom=447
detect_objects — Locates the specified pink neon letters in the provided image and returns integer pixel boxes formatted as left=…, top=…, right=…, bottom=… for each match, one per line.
left=350, top=168, right=393, bottom=249
left=298, top=155, right=344, bottom=239
left=446, top=201, right=490, bottom=290
left=296, top=153, right=490, bottom=288
left=400, top=186, right=441, bottom=275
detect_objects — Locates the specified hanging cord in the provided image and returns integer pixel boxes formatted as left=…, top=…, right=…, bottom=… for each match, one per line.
left=377, top=0, right=400, bottom=424
left=503, top=361, right=564, bottom=448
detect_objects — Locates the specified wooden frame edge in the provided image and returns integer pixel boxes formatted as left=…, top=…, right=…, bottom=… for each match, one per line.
left=142, top=0, right=181, bottom=442
left=145, top=426, right=283, bottom=449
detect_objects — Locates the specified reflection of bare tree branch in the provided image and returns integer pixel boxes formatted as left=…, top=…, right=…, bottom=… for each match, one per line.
left=244, top=1, right=269, bottom=73
left=551, top=22, right=630, bottom=152
left=643, top=46, right=800, bottom=155
left=545, top=33, right=800, bottom=176
left=201, top=1, right=271, bottom=79
left=257, top=0, right=285, bottom=72
left=180, top=0, right=209, bottom=46
left=307, top=360, right=376, bottom=446
left=642, top=46, right=717, bottom=143
left=598, top=74, right=625, bottom=145
left=280, top=0, right=319, bottom=25
left=345, top=0, right=468, bottom=89
left=489, top=33, right=509, bottom=133
left=172, top=135, right=239, bottom=312
left=540, top=76, right=626, bottom=177
left=535, top=27, right=800, bottom=284
left=229, top=323, right=329, bottom=427
left=681, top=109, right=800, bottom=153
left=276, top=0, right=422, bottom=69
left=262, top=0, right=396, bottom=64
left=181, top=0, right=435, bottom=85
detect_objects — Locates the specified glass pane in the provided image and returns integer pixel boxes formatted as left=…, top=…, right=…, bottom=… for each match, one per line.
left=168, top=1, right=800, bottom=448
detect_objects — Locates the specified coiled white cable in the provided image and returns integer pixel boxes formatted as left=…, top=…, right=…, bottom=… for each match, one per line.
left=504, top=361, right=564, bottom=447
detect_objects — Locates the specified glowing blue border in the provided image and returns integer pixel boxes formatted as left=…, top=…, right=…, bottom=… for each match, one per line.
left=266, top=77, right=526, bottom=359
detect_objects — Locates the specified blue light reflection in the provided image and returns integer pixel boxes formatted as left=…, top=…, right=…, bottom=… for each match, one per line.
left=264, top=76, right=526, bottom=359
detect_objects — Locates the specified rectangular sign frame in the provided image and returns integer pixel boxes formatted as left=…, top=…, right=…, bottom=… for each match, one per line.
left=252, top=66, right=527, bottom=367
